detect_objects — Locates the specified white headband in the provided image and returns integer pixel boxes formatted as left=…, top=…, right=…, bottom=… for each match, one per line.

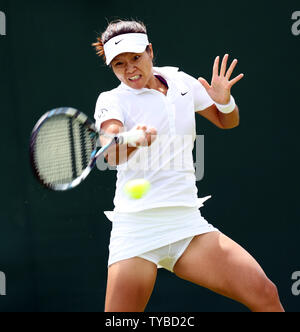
left=104, top=33, right=150, bottom=65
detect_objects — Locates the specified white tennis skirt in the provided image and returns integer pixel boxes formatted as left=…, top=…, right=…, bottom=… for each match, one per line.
left=104, top=200, right=218, bottom=268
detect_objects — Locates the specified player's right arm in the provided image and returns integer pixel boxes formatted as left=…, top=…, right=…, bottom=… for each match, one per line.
left=100, top=119, right=157, bottom=166
left=100, top=119, right=137, bottom=166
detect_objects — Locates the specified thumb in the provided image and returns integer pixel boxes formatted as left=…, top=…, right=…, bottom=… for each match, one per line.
left=198, top=77, right=210, bottom=91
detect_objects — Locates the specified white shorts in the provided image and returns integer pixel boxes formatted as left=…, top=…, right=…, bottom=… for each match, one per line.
left=138, top=236, right=195, bottom=272
left=105, top=205, right=218, bottom=271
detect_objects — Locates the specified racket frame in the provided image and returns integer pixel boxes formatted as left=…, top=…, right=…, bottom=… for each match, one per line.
left=30, top=107, right=119, bottom=191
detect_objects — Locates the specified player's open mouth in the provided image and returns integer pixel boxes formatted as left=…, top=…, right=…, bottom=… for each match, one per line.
left=128, top=75, right=142, bottom=82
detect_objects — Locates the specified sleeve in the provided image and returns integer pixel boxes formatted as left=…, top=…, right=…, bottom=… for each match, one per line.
left=179, top=71, right=215, bottom=112
left=94, top=91, right=125, bottom=131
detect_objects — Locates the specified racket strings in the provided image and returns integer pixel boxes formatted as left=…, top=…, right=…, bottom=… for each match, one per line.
left=33, top=115, right=96, bottom=186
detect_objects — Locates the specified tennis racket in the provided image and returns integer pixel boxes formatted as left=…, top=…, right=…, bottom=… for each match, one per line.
left=29, top=107, right=144, bottom=191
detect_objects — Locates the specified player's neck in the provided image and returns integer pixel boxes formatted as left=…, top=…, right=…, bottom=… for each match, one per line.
left=145, top=75, right=168, bottom=96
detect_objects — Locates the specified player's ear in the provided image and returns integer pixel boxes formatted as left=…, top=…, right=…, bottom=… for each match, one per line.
left=147, top=43, right=154, bottom=61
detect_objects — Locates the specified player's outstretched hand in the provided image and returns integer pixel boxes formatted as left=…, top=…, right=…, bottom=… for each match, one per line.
left=198, top=54, right=244, bottom=105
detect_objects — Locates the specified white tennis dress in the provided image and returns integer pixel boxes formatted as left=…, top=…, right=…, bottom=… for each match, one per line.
left=94, top=66, right=219, bottom=270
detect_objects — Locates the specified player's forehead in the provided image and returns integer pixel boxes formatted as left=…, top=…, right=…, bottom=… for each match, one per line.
left=112, top=52, right=142, bottom=63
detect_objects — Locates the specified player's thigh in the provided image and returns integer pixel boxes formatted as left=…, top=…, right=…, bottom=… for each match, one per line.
left=173, top=232, right=272, bottom=306
left=105, top=257, right=157, bottom=312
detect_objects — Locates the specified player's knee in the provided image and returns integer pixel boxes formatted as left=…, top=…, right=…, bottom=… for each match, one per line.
left=263, top=280, right=279, bottom=303
left=255, top=278, right=280, bottom=307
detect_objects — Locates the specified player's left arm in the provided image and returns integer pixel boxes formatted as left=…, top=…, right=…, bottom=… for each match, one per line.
left=196, top=103, right=240, bottom=129
left=196, top=54, right=243, bottom=130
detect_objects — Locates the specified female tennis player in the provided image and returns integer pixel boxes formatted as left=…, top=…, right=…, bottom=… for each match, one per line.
left=93, top=20, right=284, bottom=312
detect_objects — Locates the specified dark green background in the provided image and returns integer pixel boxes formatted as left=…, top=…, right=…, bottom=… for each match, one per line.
left=0, top=0, right=299, bottom=312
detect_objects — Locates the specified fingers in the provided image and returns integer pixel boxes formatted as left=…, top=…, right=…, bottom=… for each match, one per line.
left=198, top=77, right=210, bottom=91
left=145, top=127, right=157, bottom=135
left=212, top=54, right=244, bottom=87
left=213, top=56, right=220, bottom=78
left=213, top=54, right=229, bottom=77
left=146, top=127, right=157, bottom=145
left=225, top=58, right=238, bottom=79
left=214, top=54, right=243, bottom=78
left=134, top=125, right=157, bottom=147
left=229, top=73, right=244, bottom=87
left=136, top=124, right=147, bottom=131
left=220, top=54, right=229, bottom=77
left=135, top=125, right=156, bottom=136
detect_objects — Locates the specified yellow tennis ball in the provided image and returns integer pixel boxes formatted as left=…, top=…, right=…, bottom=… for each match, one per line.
left=124, top=179, right=151, bottom=199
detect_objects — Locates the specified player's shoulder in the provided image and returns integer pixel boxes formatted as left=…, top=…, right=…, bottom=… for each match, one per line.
left=96, top=85, right=126, bottom=105
left=153, top=66, right=180, bottom=75
left=154, top=66, right=197, bottom=83
left=177, top=69, right=198, bottom=83
left=153, top=66, right=182, bottom=81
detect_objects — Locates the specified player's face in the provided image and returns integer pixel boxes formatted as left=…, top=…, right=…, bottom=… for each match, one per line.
left=111, top=45, right=154, bottom=90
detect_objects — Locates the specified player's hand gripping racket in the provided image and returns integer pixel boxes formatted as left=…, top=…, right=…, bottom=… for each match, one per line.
left=29, top=107, right=144, bottom=191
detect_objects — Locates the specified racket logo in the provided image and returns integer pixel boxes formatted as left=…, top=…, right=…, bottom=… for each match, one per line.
left=0, top=11, right=6, bottom=36
left=0, top=271, right=6, bottom=296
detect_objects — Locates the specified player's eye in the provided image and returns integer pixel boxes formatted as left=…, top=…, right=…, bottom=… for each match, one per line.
left=133, top=55, right=140, bottom=61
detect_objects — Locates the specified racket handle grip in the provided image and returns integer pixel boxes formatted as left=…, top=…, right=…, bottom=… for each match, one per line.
left=117, top=129, right=145, bottom=147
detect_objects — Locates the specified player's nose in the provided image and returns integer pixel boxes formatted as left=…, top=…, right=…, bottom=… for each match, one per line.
left=126, top=62, right=136, bottom=74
